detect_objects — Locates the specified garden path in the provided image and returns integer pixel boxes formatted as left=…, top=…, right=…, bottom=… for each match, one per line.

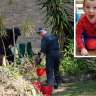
left=52, top=81, right=96, bottom=96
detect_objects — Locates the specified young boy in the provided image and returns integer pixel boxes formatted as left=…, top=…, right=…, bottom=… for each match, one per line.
left=76, top=0, right=96, bottom=56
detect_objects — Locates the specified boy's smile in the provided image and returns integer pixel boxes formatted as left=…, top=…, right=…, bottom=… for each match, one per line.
left=89, top=15, right=94, bottom=19
left=83, top=0, right=96, bottom=23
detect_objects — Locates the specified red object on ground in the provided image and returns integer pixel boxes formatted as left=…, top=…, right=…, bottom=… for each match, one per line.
left=41, top=85, right=52, bottom=95
left=37, top=67, right=46, bottom=77
left=31, top=82, right=41, bottom=93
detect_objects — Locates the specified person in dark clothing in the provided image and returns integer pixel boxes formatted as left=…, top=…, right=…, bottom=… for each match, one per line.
left=0, top=27, right=21, bottom=62
left=37, top=27, right=62, bottom=91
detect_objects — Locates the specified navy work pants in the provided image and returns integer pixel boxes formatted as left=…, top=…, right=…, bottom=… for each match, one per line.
left=46, top=51, right=61, bottom=86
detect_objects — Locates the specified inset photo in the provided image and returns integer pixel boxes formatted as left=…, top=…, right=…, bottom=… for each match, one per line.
left=74, top=0, right=96, bottom=57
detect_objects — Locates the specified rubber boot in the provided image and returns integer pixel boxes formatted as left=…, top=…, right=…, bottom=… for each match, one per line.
left=57, top=83, right=62, bottom=89
left=52, top=85, right=54, bottom=94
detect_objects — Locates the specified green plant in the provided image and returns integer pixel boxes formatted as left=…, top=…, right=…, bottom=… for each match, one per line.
left=4, top=67, right=19, bottom=79
left=62, top=38, right=74, bottom=57
left=60, top=57, right=90, bottom=76
left=22, top=15, right=35, bottom=58
left=37, top=64, right=45, bottom=68
left=23, top=15, right=35, bottom=37
left=36, top=56, right=46, bottom=68
left=60, top=39, right=90, bottom=76
left=16, top=59, right=21, bottom=66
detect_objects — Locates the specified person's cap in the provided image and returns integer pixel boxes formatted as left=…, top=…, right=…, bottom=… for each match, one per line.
left=37, top=27, right=46, bottom=33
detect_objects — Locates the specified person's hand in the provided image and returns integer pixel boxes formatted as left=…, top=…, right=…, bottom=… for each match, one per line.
left=81, top=48, right=88, bottom=56
left=39, top=58, right=42, bottom=65
left=38, top=52, right=41, bottom=56
left=8, top=44, right=13, bottom=49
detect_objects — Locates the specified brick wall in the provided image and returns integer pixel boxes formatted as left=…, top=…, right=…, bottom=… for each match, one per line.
left=0, top=0, right=49, bottom=52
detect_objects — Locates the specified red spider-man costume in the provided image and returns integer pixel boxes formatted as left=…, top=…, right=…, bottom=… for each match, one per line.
left=76, top=14, right=96, bottom=51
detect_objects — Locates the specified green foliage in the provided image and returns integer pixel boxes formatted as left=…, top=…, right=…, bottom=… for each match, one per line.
left=60, top=38, right=90, bottom=76
left=13, top=72, right=19, bottom=79
left=22, top=15, right=35, bottom=37
left=23, top=73, right=32, bottom=79
left=62, top=38, right=74, bottom=57
left=16, top=59, right=21, bottom=65
left=60, top=57, right=90, bottom=76
left=23, top=73, right=37, bottom=80
left=37, top=64, right=45, bottom=68
left=18, top=68, right=25, bottom=72
left=60, top=38, right=96, bottom=76
left=82, top=58, right=96, bottom=72
left=37, top=0, right=73, bottom=32
left=5, top=67, right=19, bottom=79
left=36, top=55, right=46, bottom=68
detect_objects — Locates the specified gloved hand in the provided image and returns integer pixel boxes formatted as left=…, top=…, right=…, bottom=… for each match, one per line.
left=39, top=58, right=42, bottom=65
left=38, top=52, right=41, bottom=56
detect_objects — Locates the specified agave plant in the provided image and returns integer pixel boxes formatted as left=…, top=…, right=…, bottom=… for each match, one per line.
left=22, top=15, right=35, bottom=57
left=23, top=15, right=35, bottom=37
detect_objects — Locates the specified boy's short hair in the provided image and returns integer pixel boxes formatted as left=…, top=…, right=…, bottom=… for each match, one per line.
left=83, top=0, right=95, bottom=6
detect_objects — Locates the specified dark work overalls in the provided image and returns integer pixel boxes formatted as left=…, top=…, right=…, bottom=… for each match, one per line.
left=41, top=32, right=61, bottom=86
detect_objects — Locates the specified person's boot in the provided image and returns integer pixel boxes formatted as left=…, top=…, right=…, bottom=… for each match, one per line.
left=57, top=83, right=62, bottom=89
left=52, top=86, right=54, bottom=93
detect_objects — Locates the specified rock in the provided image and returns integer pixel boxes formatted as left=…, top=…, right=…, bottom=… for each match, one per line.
left=80, top=74, right=92, bottom=82
left=62, top=76, right=76, bottom=83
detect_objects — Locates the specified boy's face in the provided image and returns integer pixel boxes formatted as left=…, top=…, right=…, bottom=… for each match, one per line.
left=83, top=0, right=96, bottom=23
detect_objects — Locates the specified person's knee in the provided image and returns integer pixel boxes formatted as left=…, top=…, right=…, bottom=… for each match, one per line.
left=85, top=39, right=96, bottom=50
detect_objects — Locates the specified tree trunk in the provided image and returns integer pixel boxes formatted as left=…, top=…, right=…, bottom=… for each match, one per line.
left=59, top=35, right=69, bottom=58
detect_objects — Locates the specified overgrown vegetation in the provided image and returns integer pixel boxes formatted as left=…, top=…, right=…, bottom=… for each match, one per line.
left=0, top=66, right=42, bottom=96
left=60, top=38, right=96, bottom=77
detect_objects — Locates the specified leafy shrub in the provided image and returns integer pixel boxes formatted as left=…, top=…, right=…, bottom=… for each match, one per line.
left=60, top=57, right=90, bottom=76
left=60, top=38, right=90, bottom=76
